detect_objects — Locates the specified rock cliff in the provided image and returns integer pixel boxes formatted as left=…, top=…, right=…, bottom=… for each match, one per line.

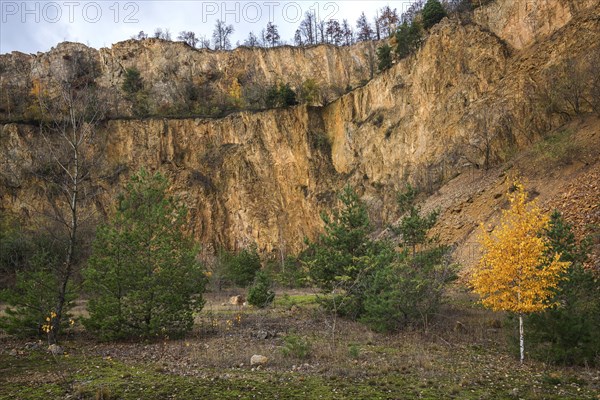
left=0, top=39, right=378, bottom=118
left=1, top=0, right=599, bottom=256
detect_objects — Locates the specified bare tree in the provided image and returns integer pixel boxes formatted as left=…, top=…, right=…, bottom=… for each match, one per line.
left=177, top=31, right=199, bottom=48
left=326, top=20, right=343, bottom=45
left=299, top=10, right=317, bottom=45
left=31, top=50, right=107, bottom=344
left=212, top=20, right=234, bottom=50
left=265, top=22, right=280, bottom=47
left=259, top=29, right=267, bottom=47
left=463, top=110, right=512, bottom=170
left=132, top=30, right=148, bottom=40
left=373, top=11, right=382, bottom=40
left=317, top=19, right=327, bottom=44
left=341, top=19, right=354, bottom=46
left=402, top=0, right=425, bottom=24
left=244, top=31, right=260, bottom=47
left=366, top=42, right=376, bottom=80
left=587, top=46, right=600, bottom=115
left=153, top=27, right=171, bottom=40
left=537, top=59, right=588, bottom=119
left=294, top=29, right=304, bottom=46
left=198, top=35, right=211, bottom=49
left=378, top=6, right=400, bottom=37
left=356, top=12, right=374, bottom=42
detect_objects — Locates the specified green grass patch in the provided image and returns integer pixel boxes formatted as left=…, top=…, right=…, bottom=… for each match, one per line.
left=1, top=348, right=598, bottom=400
left=274, top=293, right=318, bottom=309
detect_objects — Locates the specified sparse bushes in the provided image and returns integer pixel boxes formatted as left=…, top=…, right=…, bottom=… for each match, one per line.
left=122, top=67, right=143, bottom=95
left=299, top=79, right=322, bottom=105
left=265, top=83, right=298, bottom=108
left=586, top=46, right=600, bottom=115
left=0, top=230, right=74, bottom=338
left=533, top=129, right=579, bottom=165
left=281, top=334, right=312, bottom=359
left=538, top=52, right=600, bottom=118
left=266, top=255, right=308, bottom=288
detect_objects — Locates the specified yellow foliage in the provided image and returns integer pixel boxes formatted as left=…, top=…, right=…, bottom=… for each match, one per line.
left=30, top=79, right=42, bottom=97
left=229, top=78, right=241, bottom=99
left=470, top=182, right=570, bottom=314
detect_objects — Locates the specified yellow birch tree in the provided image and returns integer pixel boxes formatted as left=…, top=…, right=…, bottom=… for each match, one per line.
left=470, top=182, right=570, bottom=363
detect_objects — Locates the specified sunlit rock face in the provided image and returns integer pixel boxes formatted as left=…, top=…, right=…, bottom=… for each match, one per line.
left=1, top=0, right=598, bottom=255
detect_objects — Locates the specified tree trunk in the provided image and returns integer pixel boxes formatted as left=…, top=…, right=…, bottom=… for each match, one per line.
left=519, top=313, right=525, bottom=364
left=49, top=118, right=79, bottom=345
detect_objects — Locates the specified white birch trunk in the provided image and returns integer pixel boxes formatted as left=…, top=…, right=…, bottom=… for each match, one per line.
left=519, top=313, right=525, bottom=364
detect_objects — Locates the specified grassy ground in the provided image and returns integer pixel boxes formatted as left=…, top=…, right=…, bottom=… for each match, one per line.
left=1, top=291, right=599, bottom=399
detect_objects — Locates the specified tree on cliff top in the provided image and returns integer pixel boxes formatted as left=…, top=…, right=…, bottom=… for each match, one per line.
left=212, top=20, right=234, bottom=50
left=422, top=0, right=447, bottom=30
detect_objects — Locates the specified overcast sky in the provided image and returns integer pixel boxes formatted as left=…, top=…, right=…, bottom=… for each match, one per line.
left=0, top=1, right=417, bottom=54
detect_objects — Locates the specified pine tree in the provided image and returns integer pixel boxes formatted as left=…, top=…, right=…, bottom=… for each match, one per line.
left=325, top=20, right=343, bottom=45
left=342, top=19, right=354, bottom=46
left=391, top=184, right=438, bottom=257
left=221, top=246, right=262, bottom=288
left=83, top=170, right=206, bottom=340
left=361, top=184, right=454, bottom=332
left=422, top=0, right=448, bottom=30
left=302, top=186, right=393, bottom=318
left=470, top=182, right=570, bottom=363
left=247, top=271, right=275, bottom=308
left=395, top=21, right=422, bottom=59
left=305, top=185, right=372, bottom=290
left=527, top=211, right=599, bottom=365
left=122, top=68, right=143, bottom=96
left=376, top=44, right=393, bottom=72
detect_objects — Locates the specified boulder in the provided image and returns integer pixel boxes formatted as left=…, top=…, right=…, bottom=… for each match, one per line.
left=250, top=354, right=268, bottom=366
left=48, top=344, right=64, bottom=355
left=229, top=295, right=245, bottom=306
left=254, top=330, right=275, bottom=340
left=24, top=341, right=42, bottom=351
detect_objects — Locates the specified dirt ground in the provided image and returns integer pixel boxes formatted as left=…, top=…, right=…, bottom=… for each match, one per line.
left=2, top=289, right=599, bottom=399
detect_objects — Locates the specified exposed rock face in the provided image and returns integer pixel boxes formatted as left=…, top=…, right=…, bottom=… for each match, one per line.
left=474, top=0, right=600, bottom=50
left=0, top=39, right=378, bottom=118
left=1, top=0, right=598, bottom=256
